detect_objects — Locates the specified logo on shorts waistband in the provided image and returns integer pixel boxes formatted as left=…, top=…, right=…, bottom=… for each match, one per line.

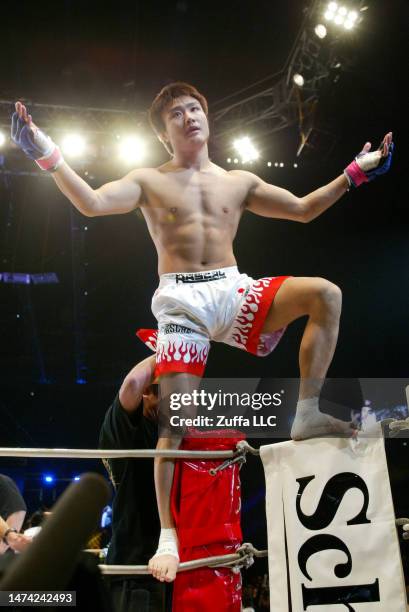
left=175, top=271, right=227, bottom=283
left=161, top=324, right=194, bottom=335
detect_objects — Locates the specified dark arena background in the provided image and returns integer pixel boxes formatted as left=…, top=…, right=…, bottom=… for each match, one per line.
left=0, top=0, right=408, bottom=609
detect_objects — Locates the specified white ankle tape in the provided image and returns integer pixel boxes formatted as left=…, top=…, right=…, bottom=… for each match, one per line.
left=296, top=397, right=320, bottom=414
left=153, top=528, right=179, bottom=560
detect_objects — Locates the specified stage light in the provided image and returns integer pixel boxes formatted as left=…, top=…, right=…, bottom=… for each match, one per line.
left=315, top=24, right=327, bottom=38
left=279, top=163, right=284, bottom=168
left=324, top=2, right=337, bottom=20
left=0, top=131, right=6, bottom=147
left=73, top=476, right=80, bottom=481
left=293, top=73, right=305, bottom=87
left=233, top=137, right=259, bottom=164
left=226, top=157, right=231, bottom=163
left=325, top=4, right=360, bottom=30
left=61, top=134, right=86, bottom=157
left=118, top=136, right=146, bottom=164
left=294, top=163, right=298, bottom=168
left=267, top=162, right=272, bottom=167
left=43, top=474, right=55, bottom=485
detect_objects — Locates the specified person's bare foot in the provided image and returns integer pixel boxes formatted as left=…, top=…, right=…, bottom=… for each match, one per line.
left=148, top=553, right=179, bottom=582
left=291, top=410, right=357, bottom=440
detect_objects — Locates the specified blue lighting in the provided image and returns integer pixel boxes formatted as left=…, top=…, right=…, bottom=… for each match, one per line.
left=76, top=379, right=87, bottom=385
left=43, top=474, right=55, bottom=484
left=73, top=476, right=80, bottom=481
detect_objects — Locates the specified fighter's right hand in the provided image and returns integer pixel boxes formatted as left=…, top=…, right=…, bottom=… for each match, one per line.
left=11, top=101, right=64, bottom=172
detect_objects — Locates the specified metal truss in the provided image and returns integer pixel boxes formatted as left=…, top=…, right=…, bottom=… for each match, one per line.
left=1, top=2, right=366, bottom=157
left=0, top=99, right=138, bottom=135
left=211, top=0, right=358, bottom=154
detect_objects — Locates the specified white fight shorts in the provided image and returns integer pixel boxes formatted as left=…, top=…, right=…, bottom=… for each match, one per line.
left=137, top=266, right=290, bottom=377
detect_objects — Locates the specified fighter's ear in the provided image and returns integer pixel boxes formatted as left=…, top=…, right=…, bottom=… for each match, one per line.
left=159, top=131, right=173, bottom=155
left=160, top=130, right=170, bottom=144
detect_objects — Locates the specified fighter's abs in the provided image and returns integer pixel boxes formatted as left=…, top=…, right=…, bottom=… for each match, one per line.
left=141, top=171, right=247, bottom=274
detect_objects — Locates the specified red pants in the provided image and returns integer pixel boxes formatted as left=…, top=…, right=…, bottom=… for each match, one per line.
left=171, top=431, right=245, bottom=612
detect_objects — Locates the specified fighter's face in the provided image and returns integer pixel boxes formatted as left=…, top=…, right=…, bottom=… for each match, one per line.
left=161, top=95, right=209, bottom=154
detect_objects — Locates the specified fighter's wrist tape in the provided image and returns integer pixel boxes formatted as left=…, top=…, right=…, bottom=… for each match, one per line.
left=153, top=528, right=179, bottom=560
left=2, top=528, right=18, bottom=544
left=344, top=160, right=369, bottom=188
left=35, top=146, right=64, bottom=172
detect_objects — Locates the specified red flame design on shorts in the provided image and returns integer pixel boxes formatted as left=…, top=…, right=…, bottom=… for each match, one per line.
left=232, top=279, right=271, bottom=349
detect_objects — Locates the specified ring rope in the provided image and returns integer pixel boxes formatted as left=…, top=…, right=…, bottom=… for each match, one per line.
left=0, top=447, right=235, bottom=459
left=98, top=543, right=268, bottom=575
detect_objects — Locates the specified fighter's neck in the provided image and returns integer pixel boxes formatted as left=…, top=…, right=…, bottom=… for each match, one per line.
left=171, top=144, right=210, bottom=170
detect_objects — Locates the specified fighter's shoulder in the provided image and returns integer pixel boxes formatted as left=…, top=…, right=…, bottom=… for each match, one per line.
left=123, top=168, right=160, bottom=183
left=227, top=169, right=261, bottom=187
left=119, top=166, right=164, bottom=187
left=206, top=164, right=258, bottom=183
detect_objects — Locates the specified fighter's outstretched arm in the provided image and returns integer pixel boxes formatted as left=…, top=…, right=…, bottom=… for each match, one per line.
left=12, top=102, right=143, bottom=217
left=245, top=132, right=393, bottom=223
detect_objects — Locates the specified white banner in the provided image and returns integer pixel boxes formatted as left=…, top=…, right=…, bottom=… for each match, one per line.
left=261, top=429, right=407, bottom=611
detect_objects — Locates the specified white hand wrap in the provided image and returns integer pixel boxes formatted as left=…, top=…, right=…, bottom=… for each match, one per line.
left=33, top=128, right=63, bottom=172
left=153, top=528, right=179, bottom=560
left=355, top=150, right=383, bottom=172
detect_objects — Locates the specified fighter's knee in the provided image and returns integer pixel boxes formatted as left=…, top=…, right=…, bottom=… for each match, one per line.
left=312, top=278, right=342, bottom=312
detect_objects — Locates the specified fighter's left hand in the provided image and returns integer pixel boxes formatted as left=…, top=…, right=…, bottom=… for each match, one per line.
left=344, top=132, right=394, bottom=188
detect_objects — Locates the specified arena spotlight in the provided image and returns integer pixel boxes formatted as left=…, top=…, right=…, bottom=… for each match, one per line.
left=314, top=24, right=327, bottom=38
left=233, top=137, right=259, bottom=164
left=324, top=3, right=359, bottom=29
left=0, top=131, right=6, bottom=147
left=61, top=134, right=86, bottom=157
left=324, top=1, right=336, bottom=20
left=293, top=73, right=305, bottom=87
left=344, top=9, right=358, bottom=28
left=118, top=136, right=146, bottom=164
left=43, top=474, right=55, bottom=485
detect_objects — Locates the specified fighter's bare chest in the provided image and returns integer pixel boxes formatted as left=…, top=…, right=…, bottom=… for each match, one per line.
left=142, top=173, right=249, bottom=216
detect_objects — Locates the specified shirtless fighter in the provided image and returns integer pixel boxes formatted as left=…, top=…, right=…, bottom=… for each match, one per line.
left=12, top=83, right=393, bottom=582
